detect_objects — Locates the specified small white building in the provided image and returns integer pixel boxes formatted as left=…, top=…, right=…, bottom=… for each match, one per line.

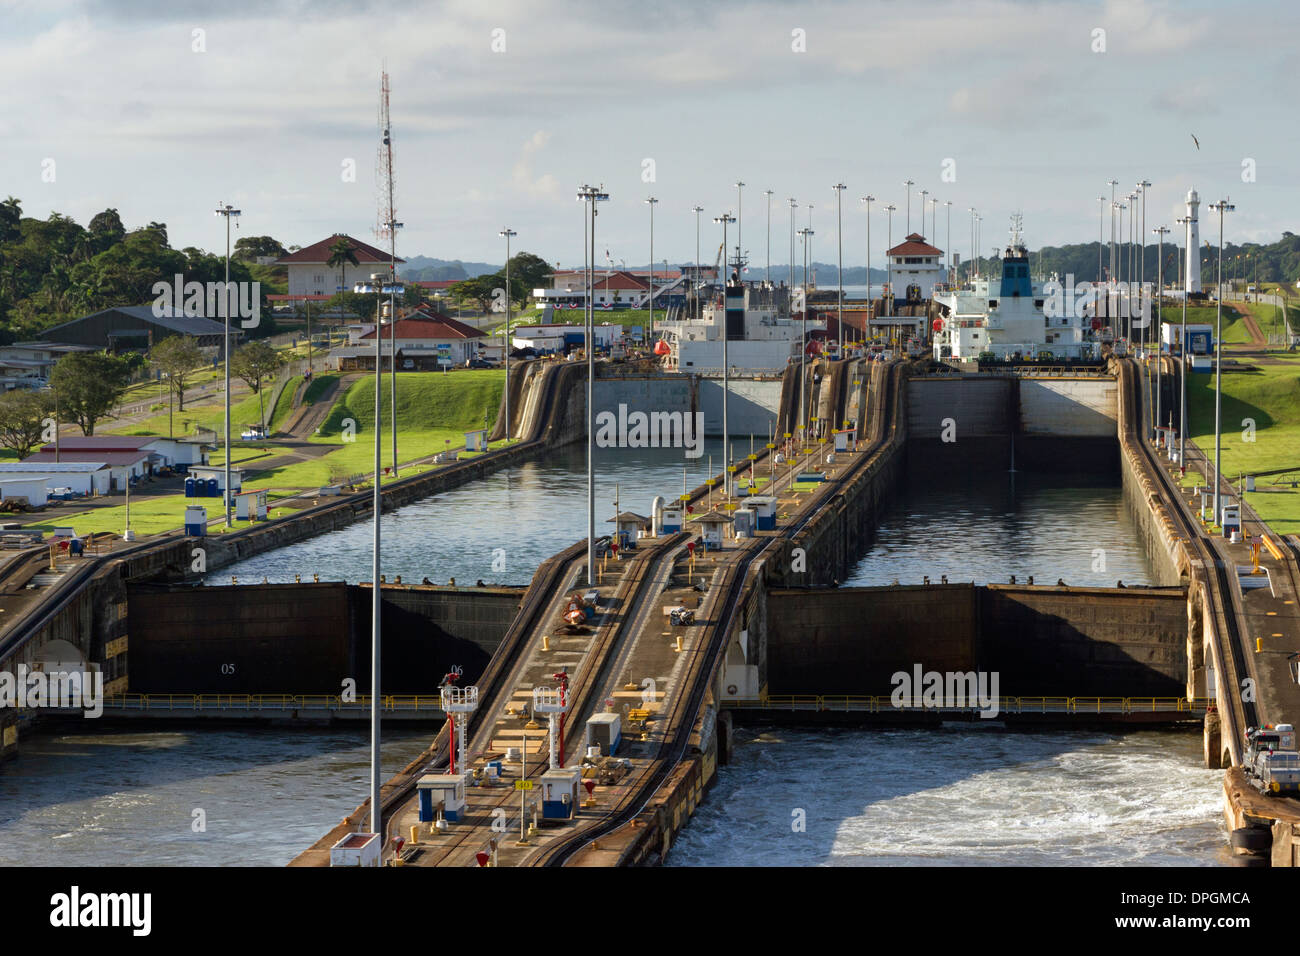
left=886, top=233, right=945, bottom=302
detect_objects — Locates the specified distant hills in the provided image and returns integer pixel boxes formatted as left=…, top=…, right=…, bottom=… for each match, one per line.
left=399, top=256, right=500, bottom=282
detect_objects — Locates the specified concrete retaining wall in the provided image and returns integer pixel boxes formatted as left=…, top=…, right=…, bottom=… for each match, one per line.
left=764, top=583, right=1188, bottom=697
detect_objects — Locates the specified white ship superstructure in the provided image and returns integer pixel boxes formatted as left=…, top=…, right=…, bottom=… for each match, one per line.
left=656, top=259, right=823, bottom=374
left=932, top=217, right=1096, bottom=362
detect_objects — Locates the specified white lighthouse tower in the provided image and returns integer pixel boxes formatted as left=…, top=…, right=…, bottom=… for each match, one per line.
left=1185, top=189, right=1202, bottom=294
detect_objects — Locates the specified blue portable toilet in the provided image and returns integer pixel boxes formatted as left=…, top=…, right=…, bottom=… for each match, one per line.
left=185, top=477, right=196, bottom=498
left=746, top=496, right=778, bottom=531
left=184, top=506, right=207, bottom=537
left=540, top=768, right=580, bottom=820
left=207, top=478, right=219, bottom=497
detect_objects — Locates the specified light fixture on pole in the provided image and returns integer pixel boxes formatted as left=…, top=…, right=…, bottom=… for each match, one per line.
left=578, top=185, right=609, bottom=587
left=692, top=205, right=704, bottom=310
left=1097, top=196, right=1106, bottom=284
left=214, top=201, right=240, bottom=528
left=353, top=269, right=401, bottom=846
left=903, top=180, right=914, bottom=234
left=886, top=204, right=896, bottom=317
left=797, top=225, right=813, bottom=439
left=861, top=195, right=875, bottom=339
left=969, top=207, right=977, bottom=284
left=806, top=204, right=814, bottom=288
left=918, top=188, right=929, bottom=238
left=1139, top=180, right=1151, bottom=351
left=645, top=197, right=657, bottom=340
left=1152, top=224, right=1169, bottom=442
left=943, top=200, right=952, bottom=284
left=1209, top=198, right=1235, bottom=523
left=1176, top=214, right=1194, bottom=472
left=383, top=217, right=403, bottom=477
left=833, top=183, right=846, bottom=357
left=499, top=229, right=517, bottom=441
left=734, top=181, right=745, bottom=270
left=1107, top=179, right=1119, bottom=279
left=788, top=198, right=798, bottom=297
left=764, top=189, right=774, bottom=282
left=715, top=212, right=736, bottom=493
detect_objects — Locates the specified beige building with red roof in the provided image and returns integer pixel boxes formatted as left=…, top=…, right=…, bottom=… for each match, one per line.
left=274, top=234, right=405, bottom=299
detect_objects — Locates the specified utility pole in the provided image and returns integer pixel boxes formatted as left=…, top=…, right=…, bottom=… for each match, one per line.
left=903, top=179, right=914, bottom=234
left=735, top=181, right=745, bottom=273
left=886, top=205, right=896, bottom=317
left=692, top=205, right=703, bottom=312
left=1176, top=215, right=1194, bottom=472
left=1107, top=179, right=1119, bottom=280
left=861, top=195, right=875, bottom=340
left=715, top=213, right=736, bottom=494
left=944, top=200, right=953, bottom=285
left=645, top=197, right=657, bottom=340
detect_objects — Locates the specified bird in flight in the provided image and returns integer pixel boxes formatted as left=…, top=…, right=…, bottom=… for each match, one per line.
left=1191, top=133, right=1200, bottom=150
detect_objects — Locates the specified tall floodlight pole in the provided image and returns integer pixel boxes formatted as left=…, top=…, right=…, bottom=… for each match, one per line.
left=715, top=213, right=736, bottom=493
left=214, top=202, right=240, bottom=527
left=833, top=183, right=846, bottom=356
left=352, top=270, right=395, bottom=844
left=1098, top=196, right=1106, bottom=284
left=645, top=197, right=657, bottom=340
left=764, top=189, right=774, bottom=282
left=1176, top=215, right=1193, bottom=470
left=903, top=180, right=915, bottom=233
left=798, top=226, right=814, bottom=439
left=578, top=185, right=609, bottom=585
left=1107, top=179, right=1119, bottom=279
left=918, top=189, right=929, bottom=240
left=1139, top=181, right=1151, bottom=349
left=861, top=195, right=875, bottom=342
left=692, top=205, right=703, bottom=309
left=1153, top=225, right=1169, bottom=441
left=735, top=181, right=745, bottom=270
left=944, top=200, right=952, bottom=284
left=499, top=229, right=516, bottom=440
left=806, top=204, right=814, bottom=288
left=886, top=205, right=896, bottom=317
left=788, top=199, right=797, bottom=294
left=1209, top=199, right=1235, bottom=522
left=929, top=197, right=938, bottom=247
left=969, top=207, right=976, bottom=283
left=377, top=75, right=403, bottom=479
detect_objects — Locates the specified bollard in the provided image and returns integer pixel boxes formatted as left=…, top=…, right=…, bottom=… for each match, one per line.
left=409, top=825, right=420, bottom=846
left=295, top=573, right=301, bottom=583
left=1256, top=638, right=1263, bottom=653
left=674, top=635, right=683, bottom=653
left=542, top=635, right=550, bottom=652
left=314, top=573, right=319, bottom=582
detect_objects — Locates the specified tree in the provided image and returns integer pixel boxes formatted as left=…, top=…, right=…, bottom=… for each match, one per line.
left=0, top=388, right=54, bottom=459
left=87, top=208, right=126, bottom=255
left=450, top=275, right=497, bottom=314
left=234, top=235, right=287, bottom=262
left=147, top=335, right=203, bottom=413
left=48, top=351, right=133, bottom=436
left=230, top=340, right=286, bottom=430
left=505, top=251, right=551, bottom=294
left=326, top=237, right=360, bottom=298
left=0, top=197, right=21, bottom=245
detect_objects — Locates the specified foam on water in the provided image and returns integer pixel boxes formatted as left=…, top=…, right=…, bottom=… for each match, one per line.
left=666, top=727, right=1228, bottom=867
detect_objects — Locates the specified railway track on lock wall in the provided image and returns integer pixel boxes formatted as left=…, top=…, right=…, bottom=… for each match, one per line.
left=536, top=359, right=902, bottom=866
left=1122, top=357, right=1256, bottom=759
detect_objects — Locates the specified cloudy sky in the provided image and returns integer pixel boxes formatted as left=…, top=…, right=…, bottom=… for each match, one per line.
left=3, top=0, right=1296, bottom=271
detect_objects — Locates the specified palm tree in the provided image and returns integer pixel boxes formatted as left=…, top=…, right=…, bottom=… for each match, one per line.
left=326, top=236, right=360, bottom=299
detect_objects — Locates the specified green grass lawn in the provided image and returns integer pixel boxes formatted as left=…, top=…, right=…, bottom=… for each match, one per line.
left=1185, top=352, right=1300, bottom=534
left=26, top=494, right=308, bottom=538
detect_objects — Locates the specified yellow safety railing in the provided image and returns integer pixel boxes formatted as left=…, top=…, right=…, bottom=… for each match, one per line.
left=726, top=695, right=1212, bottom=715
left=102, top=693, right=447, bottom=713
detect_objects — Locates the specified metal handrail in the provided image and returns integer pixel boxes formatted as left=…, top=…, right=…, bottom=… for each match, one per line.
left=101, top=693, right=445, bottom=713
left=726, top=695, right=1211, bottom=715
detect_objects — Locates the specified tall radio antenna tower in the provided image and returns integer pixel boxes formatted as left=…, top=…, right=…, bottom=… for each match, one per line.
left=376, top=68, right=403, bottom=477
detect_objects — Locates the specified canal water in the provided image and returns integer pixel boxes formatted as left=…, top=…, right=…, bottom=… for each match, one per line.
left=666, top=726, right=1227, bottom=866
left=217, top=439, right=743, bottom=586
left=0, top=443, right=1212, bottom=866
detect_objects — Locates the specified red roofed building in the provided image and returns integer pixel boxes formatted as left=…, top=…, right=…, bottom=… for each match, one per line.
left=333, top=309, right=486, bottom=370
left=274, top=234, right=405, bottom=299
left=886, top=233, right=945, bottom=302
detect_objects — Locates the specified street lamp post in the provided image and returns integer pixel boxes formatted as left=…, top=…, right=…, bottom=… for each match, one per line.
left=499, top=228, right=516, bottom=440
left=764, top=189, right=774, bottom=282
left=1176, top=215, right=1194, bottom=472
left=886, top=205, right=896, bottom=318
left=1139, top=181, right=1151, bottom=351
left=1209, top=199, right=1235, bottom=523
left=788, top=198, right=797, bottom=296
left=1152, top=225, right=1169, bottom=442
left=715, top=213, right=736, bottom=494
left=645, top=197, right=657, bottom=340
left=1107, top=179, right=1119, bottom=280
left=1097, top=196, right=1106, bottom=285
left=903, top=180, right=914, bottom=234
left=798, top=226, right=813, bottom=440
left=214, top=202, right=240, bottom=528
left=578, top=185, right=609, bottom=586
left=944, top=200, right=952, bottom=284
left=692, top=205, right=703, bottom=311
left=735, top=181, right=745, bottom=271
left=833, top=183, right=846, bottom=357
left=806, top=204, right=814, bottom=288
left=861, top=195, right=875, bottom=341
